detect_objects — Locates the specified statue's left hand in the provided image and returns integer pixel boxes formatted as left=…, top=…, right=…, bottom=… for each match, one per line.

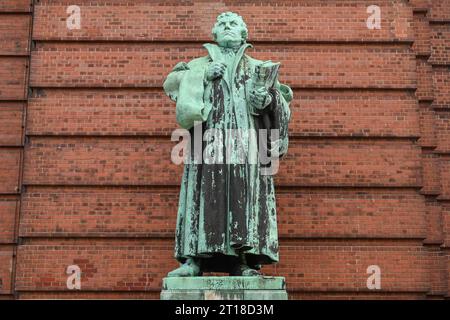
left=250, top=87, right=272, bottom=110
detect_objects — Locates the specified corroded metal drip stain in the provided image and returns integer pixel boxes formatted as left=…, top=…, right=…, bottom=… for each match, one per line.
left=211, top=80, right=224, bottom=124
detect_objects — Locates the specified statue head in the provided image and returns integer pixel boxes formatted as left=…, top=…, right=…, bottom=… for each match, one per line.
left=212, top=12, right=248, bottom=48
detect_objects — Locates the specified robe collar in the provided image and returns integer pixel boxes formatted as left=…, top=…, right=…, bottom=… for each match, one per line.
left=203, top=42, right=253, bottom=90
left=203, top=42, right=252, bottom=61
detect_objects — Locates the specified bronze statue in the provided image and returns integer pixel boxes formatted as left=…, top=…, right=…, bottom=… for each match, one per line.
left=163, top=12, right=292, bottom=277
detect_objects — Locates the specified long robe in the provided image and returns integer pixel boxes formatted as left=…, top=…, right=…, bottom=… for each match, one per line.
left=163, top=42, right=292, bottom=272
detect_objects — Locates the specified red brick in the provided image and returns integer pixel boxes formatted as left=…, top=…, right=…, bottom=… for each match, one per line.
left=27, top=89, right=420, bottom=138
left=0, top=102, right=23, bottom=146
left=18, top=291, right=159, bottom=299
left=447, top=255, right=450, bottom=297
left=429, top=0, right=450, bottom=22
left=23, top=137, right=182, bottom=186
left=19, top=187, right=426, bottom=239
left=432, top=67, right=450, bottom=109
left=289, top=291, right=425, bottom=300
left=439, top=155, right=450, bottom=199
left=30, top=43, right=417, bottom=89
left=23, top=137, right=422, bottom=187
left=0, top=0, right=32, bottom=12
left=412, top=12, right=431, bottom=56
left=0, top=15, right=30, bottom=55
left=269, top=241, right=430, bottom=292
left=277, top=189, right=426, bottom=239
left=430, top=25, right=450, bottom=65
left=442, top=204, right=450, bottom=247
left=0, top=199, right=17, bottom=243
left=278, top=139, right=421, bottom=187
left=0, top=57, right=28, bottom=100
left=281, top=91, right=419, bottom=138
left=0, top=247, right=14, bottom=295
left=15, top=240, right=176, bottom=292
left=15, top=240, right=430, bottom=293
left=409, top=0, right=431, bottom=12
left=27, top=89, right=178, bottom=136
left=422, top=247, right=446, bottom=295
left=421, top=152, right=441, bottom=195
left=416, top=58, right=434, bottom=101
left=424, top=199, right=444, bottom=243
left=418, top=102, right=437, bottom=147
left=435, top=110, right=450, bottom=152
left=33, top=0, right=413, bottom=42
left=20, top=186, right=178, bottom=238
left=0, top=149, right=21, bottom=193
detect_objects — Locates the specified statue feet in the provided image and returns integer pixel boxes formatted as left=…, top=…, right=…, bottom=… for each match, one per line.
left=167, top=258, right=201, bottom=277
left=230, top=264, right=261, bottom=276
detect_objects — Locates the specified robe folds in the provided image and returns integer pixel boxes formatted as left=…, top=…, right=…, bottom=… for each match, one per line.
left=163, top=43, right=293, bottom=271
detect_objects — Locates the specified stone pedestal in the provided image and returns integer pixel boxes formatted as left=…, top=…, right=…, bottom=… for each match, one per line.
left=160, top=276, right=288, bottom=300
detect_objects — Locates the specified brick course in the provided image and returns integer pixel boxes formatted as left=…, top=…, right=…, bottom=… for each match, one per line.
left=19, top=187, right=426, bottom=239
left=0, top=15, right=30, bottom=55
left=15, top=240, right=430, bottom=293
left=0, top=57, right=28, bottom=100
left=0, top=149, right=21, bottom=193
left=27, top=89, right=420, bottom=138
left=0, top=247, right=14, bottom=295
left=30, top=43, right=417, bottom=89
left=23, top=137, right=422, bottom=187
left=0, top=102, right=24, bottom=146
left=0, top=200, right=18, bottom=243
left=32, top=0, right=413, bottom=42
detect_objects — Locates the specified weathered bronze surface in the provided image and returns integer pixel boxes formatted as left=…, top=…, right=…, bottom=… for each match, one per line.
left=163, top=12, right=292, bottom=277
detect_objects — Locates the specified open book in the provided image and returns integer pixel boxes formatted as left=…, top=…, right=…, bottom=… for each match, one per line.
left=253, top=60, right=280, bottom=90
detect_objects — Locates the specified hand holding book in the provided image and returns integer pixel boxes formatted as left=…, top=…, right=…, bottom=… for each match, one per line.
left=250, top=60, right=281, bottom=110
left=254, top=60, right=280, bottom=90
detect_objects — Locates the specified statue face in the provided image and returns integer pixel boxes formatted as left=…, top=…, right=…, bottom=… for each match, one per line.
left=214, top=15, right=245, bottom=47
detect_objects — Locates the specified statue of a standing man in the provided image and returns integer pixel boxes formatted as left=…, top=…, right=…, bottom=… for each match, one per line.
left=163, top=12, right=293, bottom=277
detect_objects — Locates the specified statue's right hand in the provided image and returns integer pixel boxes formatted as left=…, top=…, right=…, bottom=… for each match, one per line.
left=206, top=62, right=226, bottom=81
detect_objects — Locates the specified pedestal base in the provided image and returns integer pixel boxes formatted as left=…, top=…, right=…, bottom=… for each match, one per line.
left=160, top=276, right=288, bottom=300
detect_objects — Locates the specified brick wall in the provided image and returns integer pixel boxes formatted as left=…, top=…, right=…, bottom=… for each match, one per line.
left=0, top=0, right=449, bottom=299
left=410, top=0, right=450, bottom=298
left=0, top=0, right=32, bottom=300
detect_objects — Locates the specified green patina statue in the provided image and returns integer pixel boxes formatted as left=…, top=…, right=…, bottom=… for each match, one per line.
left=163, top=12, right=293, bottom=277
